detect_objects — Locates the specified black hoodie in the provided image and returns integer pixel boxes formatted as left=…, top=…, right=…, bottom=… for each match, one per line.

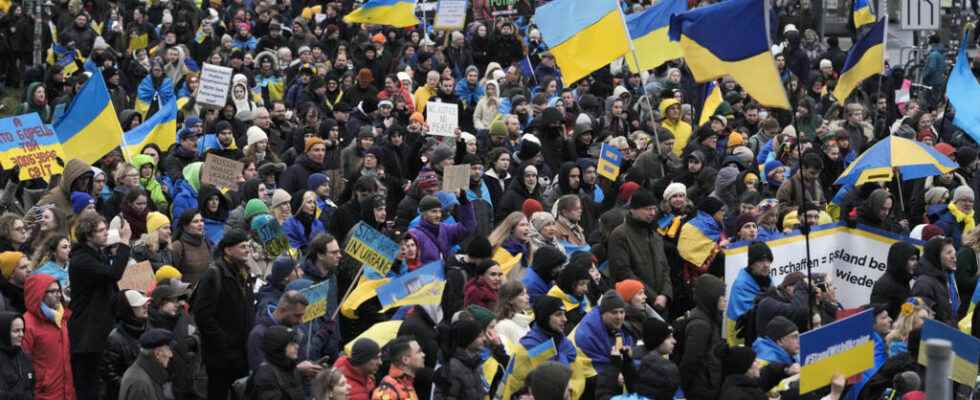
left=253, top=326, right=304, bottom=399
left=871, top=242, right=919, bottom=320
left=0, top=311, right=33, bottom=398
left=913, top=237, right=957, bottom=324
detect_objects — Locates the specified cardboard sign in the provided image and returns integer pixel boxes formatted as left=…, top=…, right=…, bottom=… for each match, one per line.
left=426, top=102, right=458, bottom=136
left=434, top=0, right=467, bottom=30
left=196, top=63, right=233, bottom=108
left=597, top=143, right=622, bottom=181
left=253, top=214, right=290, bottom=257
left=201, top=153, right=244, bottom=190
left=344, top=222, right=400, bottom=275
left=441, top=164, right=470, bottom=192
left=299, top=281, right=330, bottom=322
left=0, top=113, right=67, bottom=182
left=117, top=261, right=155, bottom=292
left=489, top=0, right=534, bottom=16
left=799, top=309, right=875, bottom=394
left=918, top=319, right=980, bottom=386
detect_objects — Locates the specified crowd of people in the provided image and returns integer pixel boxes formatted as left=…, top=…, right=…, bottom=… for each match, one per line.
left=0, top=0, right=978, bottom=399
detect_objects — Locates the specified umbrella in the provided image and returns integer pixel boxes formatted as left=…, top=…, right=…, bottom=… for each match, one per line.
left=834, top=136, right=959, bottom=187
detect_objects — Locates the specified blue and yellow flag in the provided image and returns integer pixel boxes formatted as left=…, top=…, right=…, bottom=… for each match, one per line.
left=625, top=0, right=687, bottom=72
left=668, top=0, right=790, bottom=110
left=678, top=211, right=723, bottom=267
left=533, top=0, right=630, bottom=84
left=48, top=43, right=83, bottom=76
left=697, top=81, right=723, bottom=127
left=946, top=30, right=980, bottom=145
left=376, top=260, right=445, bottom=312
left=959, top=283, right=980, bottom=333
left=340, top=268, right=391, bottom=319
left=53, top=68, right=123, bottom=165
left=597, top=143, right=623, bottom=181
left=919, top=318, right=980, bottom=386
left=343, top=0, right=420, bottom=28
left=343, top=320, right=403, bottom=355
left=852, top=0, right=875, bottom=29
left=832, top=18, right=885, bottom=102
left=501, top=339, right=559, bottom=399
left=122, top=98, right=177, bottom=160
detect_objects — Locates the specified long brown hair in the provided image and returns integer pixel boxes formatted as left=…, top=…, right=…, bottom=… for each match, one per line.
left=495, top=280, right=526, bottom=320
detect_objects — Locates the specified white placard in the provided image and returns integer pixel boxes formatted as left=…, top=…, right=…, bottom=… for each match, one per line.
left=900, top=0, right=940, bottom=30
left=426, top=101, right=458, bottom=137
left=196, top=63, right=233, bottom=108
left=434, top=0, right=467, bottom=31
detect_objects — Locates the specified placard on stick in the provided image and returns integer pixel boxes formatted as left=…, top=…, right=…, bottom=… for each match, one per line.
left=434, top=0, right=467, bottom=30
left=0, top=113, right=67, bottom=182
left=426, top=102, right=458, bottom=137
left=442, top=164, right=470, bottom=192
left=118, top=261, right=155, bottom=292
left=299, top=281, right=330, bottom=322
left=201, top=153, right=244, bottom=190
left=344, top=222, right=400, bottom=275
left=197, top=63, right=233, bottom=108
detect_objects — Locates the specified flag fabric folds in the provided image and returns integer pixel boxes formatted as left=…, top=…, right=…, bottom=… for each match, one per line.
left=122, top=98, right=177, bottom=160
left=340, top=268, right=391, bottom=319
left=376, top=260, right=445, bottom=311
left=959, top=283, right=980, bottom=333
left=533, top=0, right=630, bottom=84
left=852, top=0, right=875, bottom=29
left=946, top=31, right=980, bottom=145
left=343, top=0, right=420, bottom=28
left=678, top=211, right=723, bottom=269
left=625, top=0, right=687, bottom=72
left=668, top=0, right=790, bottom=110
left=832, top=18, right=885, bottom=102
left=342, top=320, right=403, bottom=355
left=697, top=81, right=723, bottom=127
left=53, top=68, right=124, bottom=165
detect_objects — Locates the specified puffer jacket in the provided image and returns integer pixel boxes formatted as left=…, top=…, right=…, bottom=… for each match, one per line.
left=22, top=273, right=74, bottom=400
left=99, top=320, right=143, bottom=400
left=608, top=212, right=674, bottom=301
left=170, top=162, right=202, bottom=224
left=37, top=159, right=92, bottom=211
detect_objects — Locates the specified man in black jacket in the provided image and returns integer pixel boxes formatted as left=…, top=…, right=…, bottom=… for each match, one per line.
left=871, top=241, right=919, bottom=320
left=680, top=274, right=725, bottom=400
left=191, top=229, right=255, bottom=400
left=68, top=210, right=132, bottom=400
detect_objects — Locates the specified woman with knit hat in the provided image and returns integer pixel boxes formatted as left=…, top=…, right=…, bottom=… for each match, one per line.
left=131, top=212, right=175, bottom=271
left=281, top=136, right=329, bottom=195
left=547, top=256, right=592, bottom=333
left=658, top=182, right=693, bottom=243
left=617, top=279, right=662, bottom=341
left=528, top=211, right=565, bottom=257
left=270, top=189, right=293, bottom=225
left=0, top=251, right=30, bottom=314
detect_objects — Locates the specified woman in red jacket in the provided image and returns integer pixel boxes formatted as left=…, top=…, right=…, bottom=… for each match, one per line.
left=464, top=260, right=503, bottom=310
left=22, top=273, right=75, bottom=400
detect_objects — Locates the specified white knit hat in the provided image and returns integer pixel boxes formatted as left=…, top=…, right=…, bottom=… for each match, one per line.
left=663, top=182, right=687, bottom=201
left=271, top=189, right=292, bottom=209
left=953, top=186, right=975, bottom=203
left=246, top=126, right=268, bottom=147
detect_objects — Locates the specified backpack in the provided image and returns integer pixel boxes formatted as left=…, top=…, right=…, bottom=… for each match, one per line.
left=668, top=310, right=693, bottom=364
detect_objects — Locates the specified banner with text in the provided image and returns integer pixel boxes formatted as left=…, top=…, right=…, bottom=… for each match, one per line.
left=344, top=222, right=400, bottom=275
left=725, top=223, right=923, bottom=309
left=489, top=0, right=534, bottom=16
left=197, top=63, right=233, bottom=108
left=0, top=113, right=67, bottom=181
left=799, top=309, right=875, bottom=394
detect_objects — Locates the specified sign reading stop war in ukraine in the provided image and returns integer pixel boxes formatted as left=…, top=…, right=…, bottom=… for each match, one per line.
left=344, top=222, right=400, bottom=275
left=799, top=309, right=875, bottom=394
left=299, top=281, right=330, bottom=323
left=0, top=113, right=67, bottom=181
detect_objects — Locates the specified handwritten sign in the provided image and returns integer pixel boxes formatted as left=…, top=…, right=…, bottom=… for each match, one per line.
left=118, top=261, right=155, bottom=292
left=597, top=143, right=623, bottom=181
left=799, top=309, right=875, bottom=394
left=426, top=102, right=458, bottom=137
left=201, top=153, right=244, bottom=191
left=299, top=281, right=330, bottom=322
left=196, top=63, right=233, bottom=108
left=0, top=113, right=66, bottom=181
left=434, top=0, right=467, bottom=30
left=489, top=0, right=534, bottom=16
left=442, top=164, right=470, bottom=192
left=344, top=222, right=400, bottom=275
left=252, top=214, right=290, bottom=257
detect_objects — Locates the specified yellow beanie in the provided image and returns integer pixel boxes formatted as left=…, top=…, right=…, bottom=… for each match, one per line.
left=0, top=251, right=24, bottom=279
left=146, top=212, right=170, bottom=234
left=155, top=265, right=182, bottom=283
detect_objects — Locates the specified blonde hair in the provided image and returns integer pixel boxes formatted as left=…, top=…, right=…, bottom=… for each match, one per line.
left=886, top=297, right=931, bottom=347
left=489, top=212, right=527, bottom=248
left=962, top=225, right=980, bottom=251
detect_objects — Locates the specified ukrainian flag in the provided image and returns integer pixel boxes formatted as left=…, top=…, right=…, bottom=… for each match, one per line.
left=945, top=30, right=980, bottom=145
left=533, top=0, right=630, bottom=84
left=501, top=339, right=559, bottom=399
left=959, top=283, right=980, bottom=333
left=547, top=285, right=591, bottom=314
left=697, top=81, right=723, bottom=127
left=597, top=143, right=623, bottom=181
left=53, top=68, right=124, bottom=165
left=832, top=18, right=885, bottom=103
left=918, top=319, right=980, bottom=386
left=852, top=0, right=875, bottom=29
left=678, top=211, right=723, bottom=268
left=343, top=320, right=402, bottom=354
left=376, top=260, right=445, bottom=312
left=343, top=0, right=420, bottom=28
left=668, top=0, right=790, bottom=110
left=625, top=0, right=687, bottom=72
left=122, top=98, right=177, bottom=160
left=340, top=267, right=391, bottom=319
left=493, top=247, right=522, bottom=276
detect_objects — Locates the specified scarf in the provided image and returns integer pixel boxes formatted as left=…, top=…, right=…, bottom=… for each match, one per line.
left=948, top=202, right=976, bottom=234
left=948, top=271, right=961, bottom=315
left=41, top=302, right=64, bottom=327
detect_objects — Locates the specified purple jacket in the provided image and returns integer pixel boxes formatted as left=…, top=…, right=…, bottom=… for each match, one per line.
left=409, top=197, right=476, bottom=264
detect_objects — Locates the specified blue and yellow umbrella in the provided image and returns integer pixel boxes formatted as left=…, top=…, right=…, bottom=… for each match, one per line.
left=835, top=136, right=959, bottom=186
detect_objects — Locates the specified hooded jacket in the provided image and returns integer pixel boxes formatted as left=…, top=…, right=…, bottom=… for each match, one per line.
left=0, top=311, right=33, bottom=398
left=252, top=326, right=304, bottom=400
left=855, top=189, right=905, bottom=234
left=680, top=275, right=725, bottom=400
left=871, top=242, right=919, bottom=320
left=37, top=159, right=93, bottom=211
left=67, top=239, right=131, bottom=355
left=496, top=168, right=543, bottom=222
left=913, top=238, right=957, bottom=324
left=170, top=162, right=202, bottom=224
left=21, top=273, right=74, bottom=400
left=132, top=154, right=169, bottom=211
left=197, top=184, right=230, bottom=247
left=18, top=82, right=51, bottom=122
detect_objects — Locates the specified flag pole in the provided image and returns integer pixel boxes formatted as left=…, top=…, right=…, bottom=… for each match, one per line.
left=615, top=0, right=665, bottom=177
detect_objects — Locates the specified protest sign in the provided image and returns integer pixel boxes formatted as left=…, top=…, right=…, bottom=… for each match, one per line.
left=918, top=319, right=980, bottom=386
left=253, top=214, right=290, bottom=257
left=489, top=0, right=534, bottom=16
left=725, top=223, right=922, bottom=310
left=197, top=63, right=233, bottom=108
left=434, top=0, right=467, bottom=30
left=377, top=260, right=445, bottom=311
left=426, top=102, right=458, bottom=136
left=442, top=164, right=470, bottom=192
left=0, top=113, right=67, bottom=181
left=299, top=281, right=330, bottom=323
left=799, top=309, right=875, bottom=394
left=201, top=153, right=244, bottom=190
left=344, top=222, right=400, bottom=275
left=597, top=143, right=623, bottom=181
left=118, top=261, right=155, bottom=292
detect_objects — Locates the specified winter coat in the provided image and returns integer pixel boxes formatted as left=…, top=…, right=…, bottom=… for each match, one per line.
left=251, top=361, right=304, bottom=400
left=198, top=185, right=230, bottom=247
left=870, top=242, right=919, bottom=320
left=147, top=306, right=200, bottom=400
left=433, top=349, right=486, bottom=400
left=170, top=232, right=211, bottom=286
left=0, top=280, right=24, bottom=315
left=854, top=189, right=907, bottom=234
left=680, top=275, right=725, bottom=400
left=37, top=159, right=91, bottom=212
left=191, top=256, right=255, bottom=373
left=21, top=274, right=74, bottom=400
left=496, top=178, right=542, bottom=222
left=608, top=212, right=674, bottom=301
left=130, top=241, right=175, bottom=272
left=67, top=242, right=131, bottom=354
left=282, top=213, right=326, bottom=252
left=334, top=355, right=376, bottom=400
left=463, top=277, right=498, bottom=310
left=131, top=154, right=169, bottom=211
left=99, top=322, right=143, bottom=400
left=0, top=311, right=34, bottom=399
left=408, top=198, right=476, bottom=264
left=718, top=374, right=768, bottom=400
left=170, top=178, right=199, bottom=224
left=913, top=239, right=957, bottom=325
left=574, top=308, right=635, bottom=374
left=754, top=286, right=810, bottom=337
left=118, top=352, right=168, bottom=400
left=931, top=204, right=970, bottom=248
left=279, top=154, right=326, bottom=196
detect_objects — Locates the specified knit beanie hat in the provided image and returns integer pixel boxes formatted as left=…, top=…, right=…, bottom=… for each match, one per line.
left=217, top=229, right=250, bottom=254
left=615, top=279, right=645, bottom=303
left=452, top=318, right=483, bottom=349
left=934, top=142, right=955, bottom=157
left=146, top=212, right=170, bottom=234
left=764, top=160, right=785, bottom=179
left=599, top=290, right=627, bottom=314
left=952, top=185, right=974, bottom=202
left=308, top=173, right=330, bottom=191
left=349, top=338, right=381, bottom=366
left=409, top=112, right=426, bottom=125
left=527, top=361, right=572, bottom=400
left=747, top=241, right=774, bottom=266
left=466, top=236, right=493, bottom=259
left=699, top=196, right=726, bottom=215
left=267, top=255, right=296, bottom=286
left=489, top=118, right=508, bottom=137
left=518, top=140, right=542, bottom=161
left=71, top=191, right=95, bottom=214
left=473, top=259, right=498, bottom=276
left=466, top=304, right=496, bottom=330
left=642, top=317, right=673, bottom=350
left=662, top=182, right=686, bottom=201
left=921, top=224, right=945, bottom=241
left=271, top=189, right=292, bottom=209
left=765, top=316, right=799, bottom=340
left=531, top=246, right=567, bottom=280
left=532, top=295, right=565, bottom=330
left=732, top=213, right=757, bottom=234
left=154, top=265, right=182, bottom=282
left=246, top=126, right=268, bottom=147
left=304, top=136, right=326, bottom=153
left=628, top=188, right=657, bottom=209
left=419, top=195, right=441, bottom=212
left=522, top=199, right=544, bottom=219
left=0, top=252, right=23, bottom=279
left=717, top=343, right=757, bottom=376
left=618, top=181, right=641, bottom=203
left=924, top=186, right=949, bottom=205
left=716, top=166, right=740, bottom=188
left=530, top=212, right=557, bottom=234
left=245, top=199, right=271, bottom=220
left=430, top=146, right=454, bottom=167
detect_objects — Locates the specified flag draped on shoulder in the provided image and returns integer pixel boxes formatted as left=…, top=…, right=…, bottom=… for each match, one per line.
left=945, top=30, right=980, bottom=145
left=852, top=0, right=875, bottom=29
left=625, top=0, right=687, bottom=72
left=122, top=98, right=177, bottom=160
left=53, top=68, right=124, bottom=165
left=668, top=0, right=790, bottom=110
left=343, top=0, right=420, bottom=28
left=832, top=18, right=886, bottom=102
left=533, top=0, right=630, bottom=84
